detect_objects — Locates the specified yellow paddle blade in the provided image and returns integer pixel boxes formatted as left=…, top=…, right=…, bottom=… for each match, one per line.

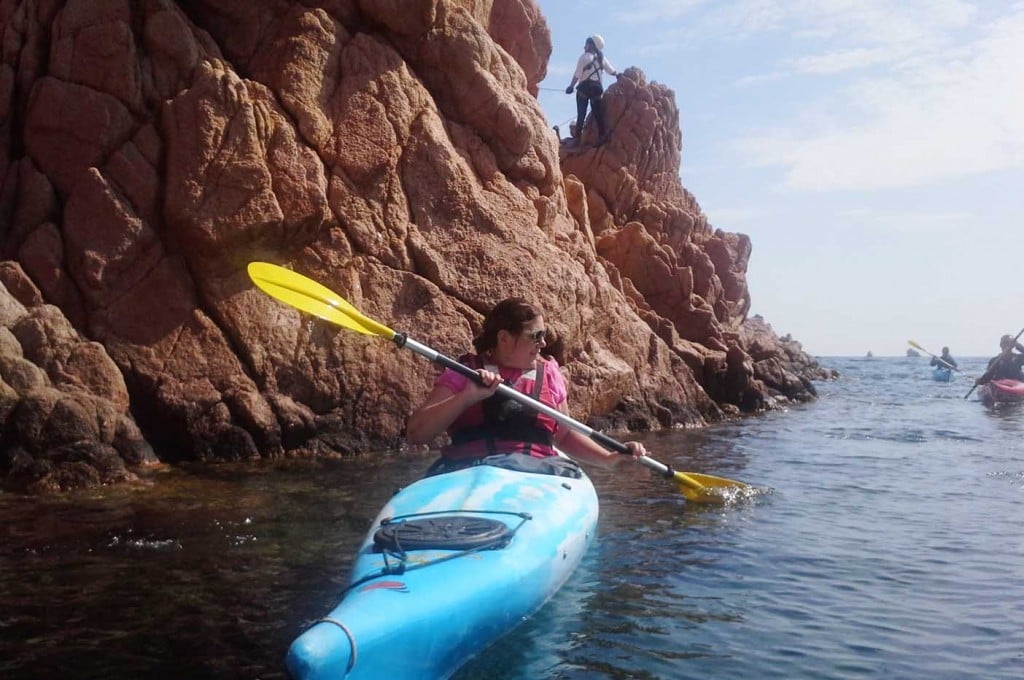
left=260, top=280, right=374, bottom=334
left=247, top=262, right=394, bottom=339
left=908, top=340, right=925, bottom=352
left=675, top=471, right=763, bottom=505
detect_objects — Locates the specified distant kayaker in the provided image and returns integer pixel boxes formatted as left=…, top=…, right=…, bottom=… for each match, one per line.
left=564, top=34, right=619, bottom=146
left=930, top=347, right=957, bottom=370
left=976, top=334, right=1024, bottom=383
left=407, top=297, right=648, bottom=474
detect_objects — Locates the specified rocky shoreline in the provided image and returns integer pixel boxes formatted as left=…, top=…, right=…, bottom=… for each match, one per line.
left=1, top=0, right=835, bottom=494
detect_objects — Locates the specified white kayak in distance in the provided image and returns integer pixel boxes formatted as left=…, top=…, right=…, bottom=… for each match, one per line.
left=285, top=454, right=598, bottom=679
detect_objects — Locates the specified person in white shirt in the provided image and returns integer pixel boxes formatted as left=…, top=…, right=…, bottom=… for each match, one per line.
left=564, top=34, right=619, bottom=145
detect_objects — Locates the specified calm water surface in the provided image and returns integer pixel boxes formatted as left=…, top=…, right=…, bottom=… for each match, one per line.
left=3, top=356, right=1023, bottom=679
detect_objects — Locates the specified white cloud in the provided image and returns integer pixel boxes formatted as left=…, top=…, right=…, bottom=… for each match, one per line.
left=704, top=206, right=762, bottom=224
left=612, top=0, right=709, bottom=25
left=833, top=207, right=973, bottom=233
left=786, top=46, right=913, bottom=75
left=738, top=7, right=1024, bottom=191
left=783, top=0, right=976, bottom=46
left=695, top=0, right=787, bottom=38
left=591, top=3, right=1024, bottom=192
left=619, top=0, right=976, bottom=48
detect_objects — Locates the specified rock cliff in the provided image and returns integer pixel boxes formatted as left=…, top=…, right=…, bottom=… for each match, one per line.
left=0, top=0, right=834, bottom=493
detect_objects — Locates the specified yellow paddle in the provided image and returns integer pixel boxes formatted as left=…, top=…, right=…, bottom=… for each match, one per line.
left=907, top=340, right=963, bottom=373
left=247, top=262, right=758, bottom=505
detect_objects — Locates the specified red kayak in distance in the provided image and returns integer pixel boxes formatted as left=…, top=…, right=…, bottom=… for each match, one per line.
left=978, top=379, right=1024, bottom=408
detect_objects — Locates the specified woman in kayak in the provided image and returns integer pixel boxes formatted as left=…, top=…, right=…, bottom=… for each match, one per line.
left=407, top=297, right=648, bottom=474
left=976, top=334, right=1024, bottom=383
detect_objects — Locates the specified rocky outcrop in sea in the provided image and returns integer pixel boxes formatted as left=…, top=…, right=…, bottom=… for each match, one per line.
left=0, top=0, right=835, bottom=493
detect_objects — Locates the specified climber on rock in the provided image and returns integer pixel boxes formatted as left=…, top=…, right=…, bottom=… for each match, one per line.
left=565, top=34, right=619, bottom=146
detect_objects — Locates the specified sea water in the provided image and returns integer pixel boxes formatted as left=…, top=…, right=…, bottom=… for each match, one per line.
left=2, top=356, right=1022, bottom=679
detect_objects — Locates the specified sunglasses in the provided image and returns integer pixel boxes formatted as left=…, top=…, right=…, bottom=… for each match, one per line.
left=523, top=329, right=548, bottom=343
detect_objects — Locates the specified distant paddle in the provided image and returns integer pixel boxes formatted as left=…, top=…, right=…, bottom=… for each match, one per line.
left=907, top=340, right=962, bottom=373
left=247, top=261, right=762, bottom=505
left=964, top=326, right=1024, bottom=400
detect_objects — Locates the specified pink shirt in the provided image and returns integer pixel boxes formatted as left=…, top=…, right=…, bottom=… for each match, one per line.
left=435, top=357, right=568, bottom=408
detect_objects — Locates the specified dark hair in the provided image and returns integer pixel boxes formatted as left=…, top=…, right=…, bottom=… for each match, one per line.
left=473, top=298, right=543, bottom=354
left=585, top=38, right=604, bottom=70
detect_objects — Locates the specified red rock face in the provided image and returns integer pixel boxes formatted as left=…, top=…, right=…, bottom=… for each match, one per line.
left=0, top=0, right=829, bottom=492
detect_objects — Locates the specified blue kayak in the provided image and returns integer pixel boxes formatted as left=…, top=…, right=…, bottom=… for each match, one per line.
left=932, top=366, right=953, bottom=382
left=285, top=458, right=599, bottom=679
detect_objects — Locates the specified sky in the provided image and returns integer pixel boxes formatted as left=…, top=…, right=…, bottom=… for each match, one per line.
left=535, top=0, right=1024, bottom=357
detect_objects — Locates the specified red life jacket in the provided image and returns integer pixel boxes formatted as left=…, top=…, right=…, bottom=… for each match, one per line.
left=442, top=355, right=559, bottom=460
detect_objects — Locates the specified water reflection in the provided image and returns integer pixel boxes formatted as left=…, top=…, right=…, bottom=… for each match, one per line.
left=4, top=359, right=1024, bottom=679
